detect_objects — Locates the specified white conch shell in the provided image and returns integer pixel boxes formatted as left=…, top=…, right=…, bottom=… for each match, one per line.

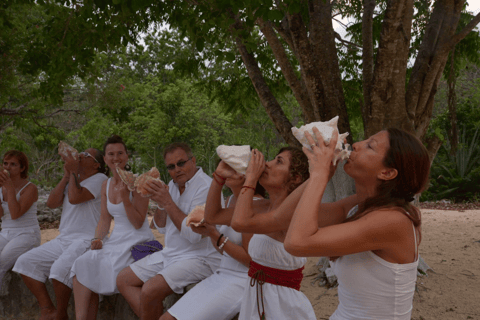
left=291, top=116, right=351, bottom=165
left=2, top=169, right=9, bottom=177
left=58, top=141, right=78, bottom=160
left=216, top=145, right=251, bottom=175
left=185, top=204, right=206, bottom=227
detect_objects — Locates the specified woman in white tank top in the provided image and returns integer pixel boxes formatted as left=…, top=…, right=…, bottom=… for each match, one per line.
left=0, top=150, right=41, bottom=288
left=285, top=128, right=431, bottom=320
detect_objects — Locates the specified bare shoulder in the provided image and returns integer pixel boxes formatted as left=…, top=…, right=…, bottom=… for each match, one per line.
left=360, top=208, right=414, bottom=237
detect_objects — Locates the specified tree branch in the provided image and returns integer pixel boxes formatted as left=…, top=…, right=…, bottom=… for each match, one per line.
left=362, top=0, right=376, bottom=131
left=257, top=18, right=316, bottom=123
left=446, top=12, right=480, bottom=50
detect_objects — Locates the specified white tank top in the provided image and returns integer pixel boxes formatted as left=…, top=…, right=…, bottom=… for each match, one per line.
left=1, top=183, right=39, bottom=230
left=329, top=205, right=419, bottom=320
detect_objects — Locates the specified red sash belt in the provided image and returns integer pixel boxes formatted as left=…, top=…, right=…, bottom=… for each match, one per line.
left=248, top=260, right=304, bottom=320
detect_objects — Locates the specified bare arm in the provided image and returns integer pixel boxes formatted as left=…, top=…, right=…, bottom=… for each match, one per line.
left=67, top=172, right=95, bottom=205
left=120, top=185, right=149, bottom=229
left=91, top=181, right=113, bottom=250
left=5, top=183, right=38, bottom=220
left=153, top=207, right=167, bottom=228
left=46, top=170, right=69, bottom=208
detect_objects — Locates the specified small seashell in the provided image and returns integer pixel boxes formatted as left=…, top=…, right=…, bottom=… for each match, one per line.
left=291, top=116, right=352, bottom=165
left=216, top=145, right=251, bottom=175
left=185, top=204, right=206, bottom=227
left=116, top=167, right=137, bottom=191
left=58, top=141, right=79, bottom=160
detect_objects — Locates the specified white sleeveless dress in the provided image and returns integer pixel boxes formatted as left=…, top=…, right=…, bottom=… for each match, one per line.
left=70, top=178, right=154, bottom=295
left=329, top=205, right=419, bottom=319
left=239, top=234, right=316, bottom=320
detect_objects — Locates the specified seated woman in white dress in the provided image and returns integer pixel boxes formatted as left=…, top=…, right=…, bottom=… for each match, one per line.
left=211, top=147, right=314, bottom=320
left=71, top=135, right=154, bottom=320
left=284, top=128, right=430, bottom=319
left=160, top=161, right=265, bottom=320
left=0, top=150, right=41, bottom=289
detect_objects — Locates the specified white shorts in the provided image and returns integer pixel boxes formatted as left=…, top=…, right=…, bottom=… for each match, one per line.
left=13, top=237, right=90, bottom=288
left=167, top=268, right=248, bottom=320
left=130, top=257, right=216, bottom=294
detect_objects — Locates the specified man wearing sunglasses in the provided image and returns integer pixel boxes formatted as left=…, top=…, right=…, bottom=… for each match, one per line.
left=117, top=142, right=223, bottom=320
left=14, top=147, right=108, bottom=320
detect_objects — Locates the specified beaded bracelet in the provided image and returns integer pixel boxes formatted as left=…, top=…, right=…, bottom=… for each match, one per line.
left=219, top=237, right=229, bottom=250
left=216, top=234, right=224, bottom=247
left=91, top=238, right=103, bottom=245
left=241, top=185, right=255, bottom=191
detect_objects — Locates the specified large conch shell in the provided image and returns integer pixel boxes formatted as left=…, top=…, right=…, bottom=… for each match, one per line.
left=185, top=204, right=205, bottom=227
left=134, top=167, right=165, bottom=197
left=116, top=167, right=137, bottom=191
left=216, top=145, right=251, bottom=175
left=291, top=116, right=351, bottom=165
left=58, top=141, right=78, bottom=160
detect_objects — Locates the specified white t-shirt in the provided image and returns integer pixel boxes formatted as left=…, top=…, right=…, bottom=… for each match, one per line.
left=150, top=167, right=223, bottom=268
left=57, top=173, right=108, bottom=240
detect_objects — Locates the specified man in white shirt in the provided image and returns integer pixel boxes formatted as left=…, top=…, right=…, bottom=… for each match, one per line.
left=13, top=148, right=108, bottom=320
left=116, top=143, right=222, bottom=320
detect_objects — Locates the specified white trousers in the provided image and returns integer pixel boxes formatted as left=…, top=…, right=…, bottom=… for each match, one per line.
left=0, top=228, right=41, bottom=288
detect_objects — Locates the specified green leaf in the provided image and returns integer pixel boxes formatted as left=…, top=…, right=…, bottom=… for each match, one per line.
left=196, top=37, right=205, bottom=52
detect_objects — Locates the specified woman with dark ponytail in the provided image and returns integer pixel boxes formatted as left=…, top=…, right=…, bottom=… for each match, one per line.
left=285, top=128, right=430, bottom=320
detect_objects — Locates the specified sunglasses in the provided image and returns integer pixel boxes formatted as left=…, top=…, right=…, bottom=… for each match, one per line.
left=79, top=151, right=99, bottom=163
left=166, top=158, right=192, bottom=171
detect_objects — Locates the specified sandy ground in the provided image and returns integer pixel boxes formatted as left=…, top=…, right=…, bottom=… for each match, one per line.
left=41, top=209, right=480, bottom=320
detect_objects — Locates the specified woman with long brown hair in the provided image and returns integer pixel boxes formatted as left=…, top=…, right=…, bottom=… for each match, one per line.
left=285, top=128, right=430, bottom=320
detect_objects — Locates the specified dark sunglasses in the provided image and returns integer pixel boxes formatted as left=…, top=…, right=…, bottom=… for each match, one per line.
left=166, top=158, right=192, bottom=171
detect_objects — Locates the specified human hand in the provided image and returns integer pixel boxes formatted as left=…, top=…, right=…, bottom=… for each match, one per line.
left=190, top=223, right=218, bottom=238
left=215, top=161, right=240, bottom=180
left=63, top=150, right=79, bottom=174
left=303, top=127, right=338, bottom=178
left=91, top=239, right=103, bottom=250
left=0, top=170, right=10, bottom=188
left=245, top=149, right=265, bottom=185
left=145, top=180, right=172, bottom=208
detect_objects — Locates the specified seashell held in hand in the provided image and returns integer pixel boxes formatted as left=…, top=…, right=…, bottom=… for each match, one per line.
left=134, top=167, right=164, bottom=197
left=1, top=169, right=9, bottom=177
left=185, top=204, right=206, bottom=227
left=58, top=141, right=79, bottom=160
left=291, top=116, right=352, bottom=165
left=116, top=167, right=137, bottom=191
left=216, top=145, right=251, bottom=175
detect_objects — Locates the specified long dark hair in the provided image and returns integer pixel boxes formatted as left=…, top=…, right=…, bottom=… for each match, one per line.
left=347, top=128, right=430, bottom=227
left=103, top=135, right=130, bottom=176
left=278, top=146, right=310, bottom=194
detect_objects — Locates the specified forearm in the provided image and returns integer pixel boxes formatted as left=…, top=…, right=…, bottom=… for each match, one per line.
left=94, top=215, right=112, bottom=240
left=0, top=204, right=4, bottom=218
left=46, top=176, right=69, bottom=208
left=5, top=188, right=21, bottom=218
left=153, top=208, right=167, bottom=228
left=218, top=236, right=251, bottom=267
left=204, top=179, right=230, bottom=225
left=285, top=175, right=328, bottom=250
left=67, top=173, right=83, bottom=204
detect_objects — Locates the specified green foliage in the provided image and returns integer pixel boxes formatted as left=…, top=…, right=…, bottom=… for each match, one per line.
left=422, top=126, right=480, bottom=202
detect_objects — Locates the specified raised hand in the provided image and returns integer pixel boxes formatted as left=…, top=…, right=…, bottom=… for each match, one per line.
left=63, top=150, right=80, bottom=174
left=245, top=149, right=265, bottom=184
left=145, top=180, right=173, bottom=208
left=303, top=127, right=338, bottom=178
left=215, top=160, right=238, bottom=179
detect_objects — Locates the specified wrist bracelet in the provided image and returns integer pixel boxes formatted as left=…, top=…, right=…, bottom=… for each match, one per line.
left=219, top=237, right=229, bottom=250
left=214, top=172, right=226, bottom=181
left=212, top=172, right=225, bottom=186
left=241, top=185, right=255, bottom=191
left=216, top=233, right=224, bottom=247
left=91, top=238, right=103, bottom=245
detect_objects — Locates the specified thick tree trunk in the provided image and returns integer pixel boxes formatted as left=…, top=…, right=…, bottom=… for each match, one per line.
left=366, top=0, right=414, bottom=137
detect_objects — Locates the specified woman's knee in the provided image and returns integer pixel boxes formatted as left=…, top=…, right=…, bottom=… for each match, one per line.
left=141, top=275, right=171, bottom=302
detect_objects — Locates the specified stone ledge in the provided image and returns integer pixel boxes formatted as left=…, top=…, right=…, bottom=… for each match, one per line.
left=0, top=271, right=238, bottom=320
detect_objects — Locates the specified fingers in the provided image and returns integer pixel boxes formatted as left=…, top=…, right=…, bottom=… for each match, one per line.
left=330, top=129, right=339, bottom=151
left=311, top=127, right=325, bottom=146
